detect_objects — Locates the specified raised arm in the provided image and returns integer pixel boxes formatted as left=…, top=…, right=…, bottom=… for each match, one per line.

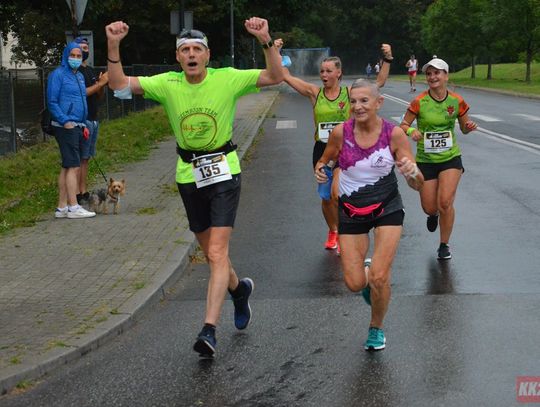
left=105, top=21, right=143, bottom=95
left=376, top=44, right=393, bottom=88
left=274, top=38, right=319, bottom=104
left=244, top=17, right=284, bottom=87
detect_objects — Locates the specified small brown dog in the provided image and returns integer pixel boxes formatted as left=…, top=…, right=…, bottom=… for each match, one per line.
left=88, top=178, right=126, bottom=215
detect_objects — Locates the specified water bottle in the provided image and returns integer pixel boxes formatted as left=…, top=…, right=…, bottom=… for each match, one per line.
left=317, top=160, right=334, bottom=200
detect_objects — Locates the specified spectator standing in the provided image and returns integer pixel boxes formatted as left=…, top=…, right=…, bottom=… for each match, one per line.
left=74, top=37, right=109, bottom=204
left=366, top=63, right=373, bottom=79
left=47, top=42, right=95, bottom=219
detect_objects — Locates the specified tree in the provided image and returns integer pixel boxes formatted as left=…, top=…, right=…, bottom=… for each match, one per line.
left=499, top=0, right=540, bottom=83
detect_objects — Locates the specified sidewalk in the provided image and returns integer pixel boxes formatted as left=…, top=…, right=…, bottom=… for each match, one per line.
left=0, top=89, right=280, bottom=394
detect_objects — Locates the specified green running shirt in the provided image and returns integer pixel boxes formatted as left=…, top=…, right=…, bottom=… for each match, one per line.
left=313, top=86, right=350, bottom=142
left=139, top=68, right=261, bottom=183
left=407, top=90, right=470, bottom=163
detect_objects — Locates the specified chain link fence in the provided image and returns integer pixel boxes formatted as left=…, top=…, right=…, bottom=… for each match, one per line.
left=0, top=65, right=179, bottom=156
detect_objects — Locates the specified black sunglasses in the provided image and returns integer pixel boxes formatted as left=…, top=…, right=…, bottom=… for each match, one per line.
left=177, top=29, right=206, bottom=40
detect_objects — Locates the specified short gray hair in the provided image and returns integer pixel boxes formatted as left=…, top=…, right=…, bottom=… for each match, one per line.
left=350, top=78, right=380, bottom=97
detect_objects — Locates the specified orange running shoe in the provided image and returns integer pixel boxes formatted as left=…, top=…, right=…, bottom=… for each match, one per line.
left=324, top=231, right=338, bottom=250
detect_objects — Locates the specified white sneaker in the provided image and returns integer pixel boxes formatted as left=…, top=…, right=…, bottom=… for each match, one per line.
left=55, top=208, right=68, bottom=218
left=67, top=205, right=96, bottom=219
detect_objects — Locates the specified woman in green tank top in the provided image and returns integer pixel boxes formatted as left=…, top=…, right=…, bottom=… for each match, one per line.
left=276, top=39, right=393, bottom=253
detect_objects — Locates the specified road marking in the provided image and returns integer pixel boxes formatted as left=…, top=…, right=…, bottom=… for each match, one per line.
left=382, top=93, right=409, bottom=106
left=469, top=114, right=502, bottom=122
left=381, top=92, right=540, bottom=154
left=512, top=113, right=540, bottom=121
left=476, top=126, right=540, bottom=154
left=391, top=116, right=402, bottom=123
left=276, top=120, right=297, bottom=129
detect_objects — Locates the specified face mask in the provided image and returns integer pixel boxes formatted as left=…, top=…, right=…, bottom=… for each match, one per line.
left=68, top=57, right=82, bottom=70
left=82, top=51, right=89, bottom=61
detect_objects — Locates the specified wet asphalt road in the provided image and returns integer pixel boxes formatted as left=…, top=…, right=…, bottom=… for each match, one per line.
left=2, top=82, right=540, bottom=407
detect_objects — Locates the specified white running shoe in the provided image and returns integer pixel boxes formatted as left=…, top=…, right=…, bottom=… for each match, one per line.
left=55, top=208, right=68, bottom=218
left=67, top=205, right=96, bottom=219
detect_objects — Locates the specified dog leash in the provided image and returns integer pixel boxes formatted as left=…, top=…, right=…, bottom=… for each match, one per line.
left=92, top=156, right=109, bottom=184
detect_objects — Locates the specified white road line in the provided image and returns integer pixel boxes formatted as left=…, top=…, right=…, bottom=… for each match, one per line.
left=469, top=114, right=502, bottom=122
left=276, top=120, right=297, bottom=129
left=381, top=93, right=540, bottom=154
left=391, top=116, right=403, bottom=123
left=382, top=93, right=409, bottom=106
left=476, top=126, right=540, bottom=153
left=512, top=113, right=540, bottom=121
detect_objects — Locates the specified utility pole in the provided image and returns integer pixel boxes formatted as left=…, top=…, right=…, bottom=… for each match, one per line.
left=230, top=0, right=235, bottom=67
left=70, top=0, right=79, bottom=37
left=179, top=0, right=185, bottom=31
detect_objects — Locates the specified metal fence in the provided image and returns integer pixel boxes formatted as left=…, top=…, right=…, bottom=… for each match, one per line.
left=0, top=64, right=180, bottom=156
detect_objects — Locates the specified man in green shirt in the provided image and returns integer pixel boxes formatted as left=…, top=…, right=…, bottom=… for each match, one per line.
left=106, top=17, right=284, bottom=357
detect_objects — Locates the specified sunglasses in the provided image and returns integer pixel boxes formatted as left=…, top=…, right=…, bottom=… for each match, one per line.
left=177, top=29, right=206, bottom=40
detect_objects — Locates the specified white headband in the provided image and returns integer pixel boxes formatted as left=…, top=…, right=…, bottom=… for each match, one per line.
left=176, top=37, right=208, bottom=49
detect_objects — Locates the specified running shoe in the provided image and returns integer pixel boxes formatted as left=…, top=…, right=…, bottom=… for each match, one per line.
left=324, top=231, right=338, bottom=250
left=361, top=258, right=372, bottom=306
left=427, top=214, right=439, bottom=232
left=55, top=208, right=68, bottom=218
left=437, top=243, right=452, bottom=260
left=364, top=327, right=386, bottom=351
left=67, top=205, right=96, bottom=219
left=232, top=278, right=254, bottom=330
left=193, top=328, right=216, bottom=358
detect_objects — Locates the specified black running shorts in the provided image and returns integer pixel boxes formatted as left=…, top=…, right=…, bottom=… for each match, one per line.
left=177, top=174, right=241, bottom=233
left=339, top=209, right=405, bottom=235
left=417, top=156, right=464, bottom=181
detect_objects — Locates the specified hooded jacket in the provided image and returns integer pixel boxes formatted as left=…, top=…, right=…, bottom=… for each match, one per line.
left=46, top=42, right=88, bottom=126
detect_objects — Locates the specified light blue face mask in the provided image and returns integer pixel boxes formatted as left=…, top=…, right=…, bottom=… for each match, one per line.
left=68, top=57, right=82, bottom=70
left=113, top=77, right=133, bottom=100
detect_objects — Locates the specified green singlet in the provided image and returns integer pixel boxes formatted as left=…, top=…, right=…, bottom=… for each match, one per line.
left=139, top=67, right=261, bottom=183
left=407, top=90, right=470, bottom=163
left=313, top=86, right=350, bottom=142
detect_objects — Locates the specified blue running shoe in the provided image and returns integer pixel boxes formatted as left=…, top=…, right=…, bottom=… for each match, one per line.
left=193, top=329, right=216, bottom=358
left=364, top=327, right=386, bottom=351
left=232, top=278, right=254, bottom=330
left=361, top=258, right=372, bottom=306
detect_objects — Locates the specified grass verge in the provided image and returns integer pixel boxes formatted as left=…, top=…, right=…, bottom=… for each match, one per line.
left=0, top=107, right=172, bottom=235
left=391, top=62, right=540, bottom=96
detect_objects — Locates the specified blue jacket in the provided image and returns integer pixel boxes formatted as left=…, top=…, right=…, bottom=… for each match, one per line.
left=46, top=42, right=88, bottom=126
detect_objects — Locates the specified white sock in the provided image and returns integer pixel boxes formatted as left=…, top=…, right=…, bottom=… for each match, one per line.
left=57, top=206, right=68, bottom=212
left=68, top=205, right=80, bottom=212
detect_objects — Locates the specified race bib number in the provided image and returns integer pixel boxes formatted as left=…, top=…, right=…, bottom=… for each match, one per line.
left=318, top=122, right=341, bottom=143
left=424, top=131, right=452, bottom=153
left=192, top=152, right=232, bottom=188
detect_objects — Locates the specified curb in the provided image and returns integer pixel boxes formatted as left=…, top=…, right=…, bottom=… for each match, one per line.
left=0, top=90, right=280, bottom=396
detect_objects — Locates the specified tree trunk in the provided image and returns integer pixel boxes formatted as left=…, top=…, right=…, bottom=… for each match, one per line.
left=525, top=39, right=532, bottom=83
left=470, top=55, right=476, bottom=79
left=487, top=55, right=492, bottom=80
